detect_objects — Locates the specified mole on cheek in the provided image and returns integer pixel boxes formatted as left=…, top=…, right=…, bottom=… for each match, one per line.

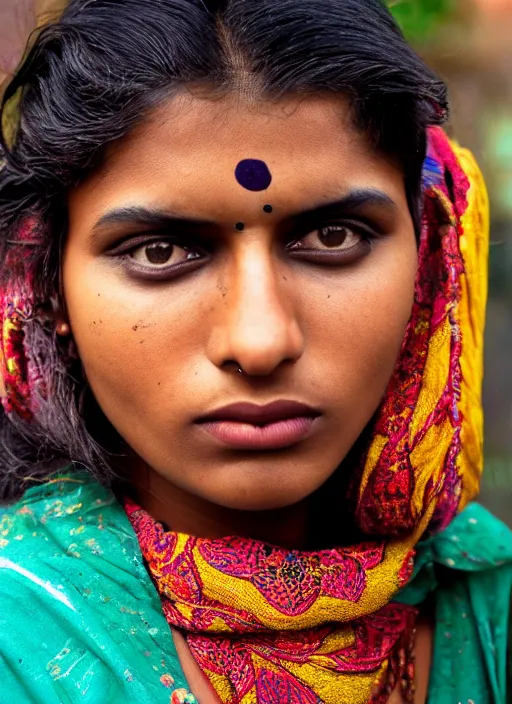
left=235, top=222, right=245, bottom=232
left=263, top=204, right=273, bottom=214
left=235, top=159, right=272, bottom=192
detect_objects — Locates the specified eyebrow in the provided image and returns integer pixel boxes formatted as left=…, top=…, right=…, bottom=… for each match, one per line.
left=285, top=188, right=398, bottom=226
left=89, top=188, right=397, bottom=241
left=90, top=206, right=217, bottom=241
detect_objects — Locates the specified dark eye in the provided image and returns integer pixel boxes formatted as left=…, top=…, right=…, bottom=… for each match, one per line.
left=292, top=225, right=363, bottom=252
left=130, top=240, right=199, bottom=268
left=286, top=222, right=374, bottom=265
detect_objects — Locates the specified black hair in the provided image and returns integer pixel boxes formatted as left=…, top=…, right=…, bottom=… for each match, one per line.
left=0, top=0, right=448, bottom=501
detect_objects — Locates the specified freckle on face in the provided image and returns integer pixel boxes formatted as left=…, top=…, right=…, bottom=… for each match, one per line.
left=63, top=94, right=417, bottom=512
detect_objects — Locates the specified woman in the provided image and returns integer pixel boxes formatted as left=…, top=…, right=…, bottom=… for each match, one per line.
left=0, top=0, right=510, bottom=702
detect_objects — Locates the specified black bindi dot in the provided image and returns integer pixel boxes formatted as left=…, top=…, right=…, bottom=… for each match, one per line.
left=235, top=222, right=245, bottom=231
left=235, top=159, right=272, bottom=192
left=263, top=204, right=273, bottom=214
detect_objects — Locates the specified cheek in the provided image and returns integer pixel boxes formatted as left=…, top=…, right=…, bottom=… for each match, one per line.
left=63, top=235, right=416, bottom=446
left=62, top=258, right=206, bottom=418
left=310, top=252, right=416, bottom=411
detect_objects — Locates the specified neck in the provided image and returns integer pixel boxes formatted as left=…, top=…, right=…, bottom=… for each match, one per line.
left=119, top=460, right=311, bottom=550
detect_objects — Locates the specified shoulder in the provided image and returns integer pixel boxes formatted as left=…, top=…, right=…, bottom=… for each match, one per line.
left=0, top=471, right=132, bottom=580
left=0, top=471, right=192, bottom=703
left=0, top=469, right=148, bottom=616
left=435, top=504, right=512, bottom=634
left=434, top=502, right=512, bottom=566
left=428, top=504, right=512, bottom=703
left=0, top=473, right=120, bottom=656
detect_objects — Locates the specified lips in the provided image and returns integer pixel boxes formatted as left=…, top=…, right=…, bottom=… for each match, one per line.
left=197, top=400, right=320, bottom=425
left=196, top=401, right=321, bottom=450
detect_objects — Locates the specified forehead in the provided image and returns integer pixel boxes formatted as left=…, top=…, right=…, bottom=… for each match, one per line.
left=72, top=93, right=407, bottom=219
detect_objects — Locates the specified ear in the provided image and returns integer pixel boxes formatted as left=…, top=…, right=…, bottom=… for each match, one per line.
left=53, top=308, right=71, bottom=337
left=46, top=293, right=71, bottom=335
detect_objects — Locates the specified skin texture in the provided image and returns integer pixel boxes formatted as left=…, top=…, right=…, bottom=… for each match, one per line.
left=63, top=92, right=423, bottom=701
left=63, top=93, right=417, bottom=543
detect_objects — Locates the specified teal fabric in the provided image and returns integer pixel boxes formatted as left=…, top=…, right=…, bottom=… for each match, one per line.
left=397, top=503, right=512, bottom=704
left=0, top=470, right=196, bottom=704
left=0, top=470, right=511, bottom=703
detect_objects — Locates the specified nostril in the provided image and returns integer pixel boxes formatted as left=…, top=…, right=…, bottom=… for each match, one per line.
left=223, top=360, right=245, bottom=375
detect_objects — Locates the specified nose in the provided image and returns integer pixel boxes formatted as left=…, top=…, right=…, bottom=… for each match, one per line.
left=207, top=247, right=305, bottom=377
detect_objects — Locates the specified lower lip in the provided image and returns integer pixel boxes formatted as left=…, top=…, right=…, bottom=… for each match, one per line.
left=197, top=416, right=318, bottom=450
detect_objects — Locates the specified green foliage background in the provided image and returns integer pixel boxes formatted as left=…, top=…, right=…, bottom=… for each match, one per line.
left=388, top=0, right=454, bottom=42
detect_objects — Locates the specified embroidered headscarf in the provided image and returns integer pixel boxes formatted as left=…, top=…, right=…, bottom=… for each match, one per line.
left=122, top=128, right=490, bottom=704
left=0, top=0, right=69, bottom=418
left=0, top=4, right=489, bottom=701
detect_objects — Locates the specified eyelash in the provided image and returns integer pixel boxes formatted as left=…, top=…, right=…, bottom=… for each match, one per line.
left=107, top=221, right=377, bottom=281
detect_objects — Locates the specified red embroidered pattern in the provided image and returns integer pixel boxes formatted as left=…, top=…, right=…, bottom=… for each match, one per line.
left=123, top=129, right=487, bottom=703
left=0, top=125, right=486, bottom=703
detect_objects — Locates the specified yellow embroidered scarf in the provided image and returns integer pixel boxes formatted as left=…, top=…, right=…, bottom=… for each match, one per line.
left=124, top=128, right=490, bottom=704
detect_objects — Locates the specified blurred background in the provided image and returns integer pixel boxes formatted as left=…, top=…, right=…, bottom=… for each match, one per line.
left=390, top=0, right=512, bottom=524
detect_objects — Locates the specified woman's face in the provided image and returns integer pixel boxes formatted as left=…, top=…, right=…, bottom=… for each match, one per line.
left=64, top=93, right=417, bottom=511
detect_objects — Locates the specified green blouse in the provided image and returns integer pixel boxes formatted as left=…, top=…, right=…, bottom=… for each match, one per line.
left=0, top=470, right=511, bottom=703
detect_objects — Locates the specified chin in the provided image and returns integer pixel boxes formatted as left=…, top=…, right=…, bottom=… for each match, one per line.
left=198, top=477, right=319, bottom=513
left=215, top=496, right=298, bottom=512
